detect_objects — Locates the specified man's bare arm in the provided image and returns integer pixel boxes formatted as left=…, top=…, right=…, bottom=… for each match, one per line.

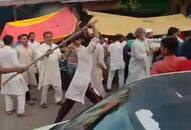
left=0, top=67, right=27, bottom=74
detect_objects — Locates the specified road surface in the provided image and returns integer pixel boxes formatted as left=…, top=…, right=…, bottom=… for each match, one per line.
left=0, top=87, right=92, bottom=130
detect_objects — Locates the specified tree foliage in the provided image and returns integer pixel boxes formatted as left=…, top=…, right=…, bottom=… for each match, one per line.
left=115, top=0, right=141, bottom=11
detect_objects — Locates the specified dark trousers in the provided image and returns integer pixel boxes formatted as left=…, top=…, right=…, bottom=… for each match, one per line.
left=60, top=71, right=70, bottom=91
left=124, top=62, right=129, bottom=82
left=35, top=73, right=39, bottom=84
left=55, top=86, right=103, bottom=123
left=26, top=85, right=31, bottom=102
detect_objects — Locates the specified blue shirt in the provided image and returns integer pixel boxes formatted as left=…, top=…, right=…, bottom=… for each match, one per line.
left=59, top=59, right=68, bottom=72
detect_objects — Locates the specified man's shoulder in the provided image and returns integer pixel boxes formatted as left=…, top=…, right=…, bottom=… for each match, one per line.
left=52, top=43, right=59, bottom=48
left=96, top=43, right=103, bottom=48
left=132, top=39, right=140, bottom=46
left=34, top=41, right=40, bottom=44
left=153, top=60, right=164, bottom=67
left=1, top=46, right=16, bottom=53
left=80, top=45, right=85, bottom=48
left=40, top=43, right=46, bottom=46
left=176, top=56, right=187, bottom=61
left=109, top=42, right=117, bottom=47
left=15, top=45, right=20, bottom=50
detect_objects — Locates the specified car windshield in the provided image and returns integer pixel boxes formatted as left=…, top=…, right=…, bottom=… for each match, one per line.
left=51, top=72, right=191, bottom=130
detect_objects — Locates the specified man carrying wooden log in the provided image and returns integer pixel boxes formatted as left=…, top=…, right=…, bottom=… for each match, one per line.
left=37, top=31, right=63, bottom=109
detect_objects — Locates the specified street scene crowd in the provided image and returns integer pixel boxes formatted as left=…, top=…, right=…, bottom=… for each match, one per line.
left=1, top=20, right=191, bottom=124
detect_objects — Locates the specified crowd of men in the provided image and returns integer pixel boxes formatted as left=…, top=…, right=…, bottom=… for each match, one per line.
left=0, top=23, right=191, bottom=123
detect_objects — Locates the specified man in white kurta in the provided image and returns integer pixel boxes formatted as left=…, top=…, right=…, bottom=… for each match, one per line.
left=125, top=28, right=158, bottom=86
left=146, top=29, right=161, bottom=67
left=91, top=41, right=107, bottom=97
left=37, top=32, right=62, bottom=108
left=55, top=37, right=103, bottom=123
left=107, top=38, right=126, bottom=90
left=0, top=35, right=28, bottom=116
left=125, top=38, right=150, bottom=86
left=28, top=32, right=40, bottom=51
left=16, top=34, right=37, bottom=86
left=28, top=32, right=41, bottom=80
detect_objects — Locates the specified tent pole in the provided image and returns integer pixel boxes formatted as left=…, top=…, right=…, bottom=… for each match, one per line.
left=13, top=5, right=17, bottom=21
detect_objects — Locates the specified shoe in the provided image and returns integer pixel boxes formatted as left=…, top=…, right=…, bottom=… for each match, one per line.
left=17, top=113, right=28, bottom=117
left=27, top=100, right=35, bottom=105
left=31, top=98, right=37, bottom=101
left=56, top=101, right=64, bottom=105
left=41, top=103, right=48, bottom=109
left=6, top=110, right=15, bottom=115
left=106, top=89, right=112, bottom=93
left=56, top=101, right=63, bottom=105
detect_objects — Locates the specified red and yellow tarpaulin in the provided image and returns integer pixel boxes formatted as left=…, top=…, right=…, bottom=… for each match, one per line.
left=1, top=7, right=78, bottom=43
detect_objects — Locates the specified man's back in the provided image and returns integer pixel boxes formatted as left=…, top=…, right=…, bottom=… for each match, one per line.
left=92, top=44, right=106, bottom=69
left=108, top=41, right=125, bottom=71
left=175, top=60, right=191, bottom=71
left=0, top=46, right=19, bottom=67
left=181, top=39, right=191, bottom=59
left=151, top=55, right=186, bottom=75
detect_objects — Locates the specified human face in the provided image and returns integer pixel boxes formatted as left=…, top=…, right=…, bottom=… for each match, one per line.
left=44, top=33, right=53, bottom=45
left=104, top=39, right=109, bottom=44
left=74, top=39, right=81, bottom=47
left=29, top=34, right=35, bottom=41
left=100, top=37, right=104, bottom=44
left=64, top=48, right=70, bottom=56
left=20, top=36, right=29, bottom=46
left=147, top=32, right=154, bottom=38
left=138, top=31, right=146, bottom=40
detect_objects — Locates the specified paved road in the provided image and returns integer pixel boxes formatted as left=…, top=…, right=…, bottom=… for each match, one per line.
left=0, top=87, right=92, bottom=130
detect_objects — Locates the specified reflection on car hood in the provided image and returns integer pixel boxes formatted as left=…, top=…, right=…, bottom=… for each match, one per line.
left=51, top=71, right=191, bottom=130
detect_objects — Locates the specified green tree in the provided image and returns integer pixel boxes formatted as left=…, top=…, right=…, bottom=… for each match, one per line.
left=170, top=0, right=189, bottom=15
left=115, top=0, right=141, bottom=11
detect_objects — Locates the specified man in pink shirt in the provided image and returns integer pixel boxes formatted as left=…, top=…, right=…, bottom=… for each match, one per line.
left=151, top=37, right=186, bottom=75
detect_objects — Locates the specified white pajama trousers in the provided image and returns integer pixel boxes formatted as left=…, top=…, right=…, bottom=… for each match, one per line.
left=5, top=94, right=25, bottom=114
left=107, top=69, right=124, bottom=90
left=41, top=85, right=63, bottom=105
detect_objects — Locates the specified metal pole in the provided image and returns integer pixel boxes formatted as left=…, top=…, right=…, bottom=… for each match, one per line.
left=13, top=5, right=17, bottom=21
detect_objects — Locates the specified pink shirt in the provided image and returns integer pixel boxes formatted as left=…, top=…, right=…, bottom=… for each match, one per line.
left=151, top=55, right=186, bottom=75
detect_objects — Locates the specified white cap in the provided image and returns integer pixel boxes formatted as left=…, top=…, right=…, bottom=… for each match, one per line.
left=0, top=40, right=4, bottom=47
left=146, top=29, right=153, bottom=33
left=104, top=38, right=108, bottom=41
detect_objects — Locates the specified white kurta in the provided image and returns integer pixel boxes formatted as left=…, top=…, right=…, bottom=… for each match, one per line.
left=146, top=38, right=161, bottom=68
left=103, top=43, right=110, bottom=68
left=16, top=45, right=37, bottom=86
left=28, top=40, right=41, bottom=52
left=0, top=46, right=28, bottom=95
left=37, top=43, right=62, bottom=89
left=28, top=40, right=41, bottom=73
left=65, top=37, right=98, bottom=104
left=108, top=41, right=126, bottom=71
left=91, top=43, right=107, bottom=97
left=125, top=39, right=151, bottom=86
